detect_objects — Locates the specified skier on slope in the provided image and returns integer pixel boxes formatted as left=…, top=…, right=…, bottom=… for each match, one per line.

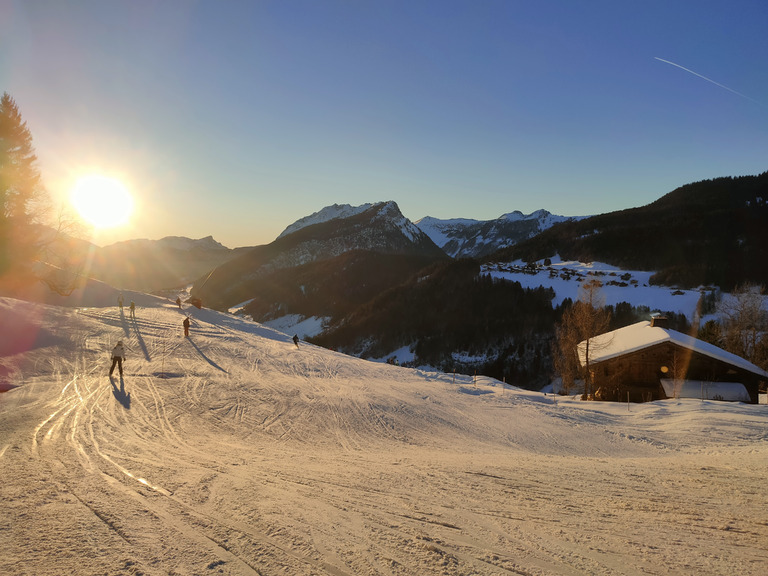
left=109, top=340, right=126, bottom=378
left=292, top=334, right=300, bottom=348
left=183, top=317, right=190, bottom=337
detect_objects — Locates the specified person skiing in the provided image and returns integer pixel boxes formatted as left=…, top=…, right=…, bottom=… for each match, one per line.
left=129, top=301, right=136, bottom=319
left=118, top=293, right=124, bottom=310
left=109, top=340, right=126, bottom=377
left=175, top=296, right=182, bottom=309
left=292, top=334, right=300, bottom=348
left=183, top=316, right=190, bottom=337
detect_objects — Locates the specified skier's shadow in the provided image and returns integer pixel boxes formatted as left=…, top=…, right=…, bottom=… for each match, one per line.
left=119, top=308, right=130, bottom=337
left=111, top=376, right=131, bottom=409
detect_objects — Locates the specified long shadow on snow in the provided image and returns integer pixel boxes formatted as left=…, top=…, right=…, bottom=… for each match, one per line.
left=111, top=376, right=131, bottom=409
left=130, top=318, right=151, bottom=361
left=188, top=306, right=295, bottom=344
left=119, top=308, right=130, bottom=337
left=186, top=337, right=228, bottom=373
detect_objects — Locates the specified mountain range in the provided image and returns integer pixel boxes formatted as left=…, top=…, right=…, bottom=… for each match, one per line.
left=40, top=234, right=251, bottom=295
left=48, top=202, right=583, bottom=299
left=415, top=209, right=581, bottom=258
left=23, top=171, right=767, bottom=387
left=188, top=202, right=579, bottom=312
left=191, top=201, right=447, bottom=312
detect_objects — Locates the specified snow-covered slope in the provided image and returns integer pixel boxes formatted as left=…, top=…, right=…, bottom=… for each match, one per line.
left=277, top=203, right=374, bottom=239
left=484, top=255, right=707, bottom=318
left=1, top=294, right=767, bottom=575
left=416, top=209, right=582, bottom=258
left=413, top=216, right=481, bottom=250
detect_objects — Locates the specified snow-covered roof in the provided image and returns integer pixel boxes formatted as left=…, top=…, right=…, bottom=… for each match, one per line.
left=578, top=321, right=768, bottom=378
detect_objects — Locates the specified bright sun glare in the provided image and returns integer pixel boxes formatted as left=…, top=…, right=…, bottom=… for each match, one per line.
left=70, top=175, right=134, bottom=229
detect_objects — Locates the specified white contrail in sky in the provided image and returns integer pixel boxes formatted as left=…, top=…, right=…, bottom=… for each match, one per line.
left=654, top=57, right=759, bottom=104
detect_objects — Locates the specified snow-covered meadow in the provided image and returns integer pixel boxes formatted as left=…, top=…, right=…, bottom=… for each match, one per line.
left=2, top=293, right=767, bottom=575
left=484, top=256, right=706, bottom=316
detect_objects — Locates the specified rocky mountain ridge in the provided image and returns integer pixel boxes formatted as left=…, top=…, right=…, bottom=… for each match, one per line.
left=415, top=209, right=581, bottom=258
left=190, top=201, right=447, bottom=310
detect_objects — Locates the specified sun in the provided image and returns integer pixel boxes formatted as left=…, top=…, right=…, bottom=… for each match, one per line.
left=70, top=175, right=134, bottom=229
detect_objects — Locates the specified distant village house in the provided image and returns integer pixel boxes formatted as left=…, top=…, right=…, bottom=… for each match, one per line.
left=578, top=317, right=766, bottom=403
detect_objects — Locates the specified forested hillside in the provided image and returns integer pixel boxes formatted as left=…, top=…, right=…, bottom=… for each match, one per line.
left=491, top=173, right=768, bottom=289
left=309, top=258, right=699, bottom=388
left=312, top=259, right=560, bottom=387
left=240, top=250, right=442, bottom=323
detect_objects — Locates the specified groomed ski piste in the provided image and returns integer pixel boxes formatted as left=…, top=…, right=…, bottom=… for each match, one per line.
left=1, top=292, right=767, bottom=576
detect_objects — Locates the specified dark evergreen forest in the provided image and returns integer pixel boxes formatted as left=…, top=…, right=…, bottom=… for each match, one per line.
left=490, top=173, right=768, bottom=290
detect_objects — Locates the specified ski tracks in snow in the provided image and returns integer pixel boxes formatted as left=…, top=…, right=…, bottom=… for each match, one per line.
left=10, top=306, right=294, bottom=574
left=4, top=300, right=768, bottom=575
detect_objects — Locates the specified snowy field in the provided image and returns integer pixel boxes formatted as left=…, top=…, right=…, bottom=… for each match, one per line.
left=484, top=257, right=706, bottom=317
left=2, top=294, right=768, bottom=575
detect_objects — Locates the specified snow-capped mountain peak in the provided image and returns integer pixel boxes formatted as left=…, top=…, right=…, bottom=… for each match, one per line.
left=372, top=201, right=425, bottom=243
left=274, top=201, right=439, bottom=258
left=416, top=209, right=580, bottom=259
left=277, top=203, right=374, bottom=239
left=499, top=209, right=551, bottom=222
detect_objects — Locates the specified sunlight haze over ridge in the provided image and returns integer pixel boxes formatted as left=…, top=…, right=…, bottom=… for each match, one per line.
left=1, top=0, right=766, bottom=247
left=70, top=174, right=134, bottom=230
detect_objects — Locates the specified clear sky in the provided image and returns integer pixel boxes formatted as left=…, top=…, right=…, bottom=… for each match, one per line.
left=2, top=0, right=766, bottom=248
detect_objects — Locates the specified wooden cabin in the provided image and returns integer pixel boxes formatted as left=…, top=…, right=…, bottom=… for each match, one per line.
left=577, top=318, right=766, bottom=403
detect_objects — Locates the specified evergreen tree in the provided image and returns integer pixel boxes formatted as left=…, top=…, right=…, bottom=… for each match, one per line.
left=0, top=92, right=47, bottom=276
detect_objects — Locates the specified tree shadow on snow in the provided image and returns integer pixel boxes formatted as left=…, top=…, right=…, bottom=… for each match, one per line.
left=186, top=337, right=228, bottom=373
left=111, top=376, right=131, bottom=409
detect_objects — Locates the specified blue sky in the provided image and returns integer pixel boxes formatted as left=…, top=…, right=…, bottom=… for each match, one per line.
left=2, top=0, right=766, bottom=247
